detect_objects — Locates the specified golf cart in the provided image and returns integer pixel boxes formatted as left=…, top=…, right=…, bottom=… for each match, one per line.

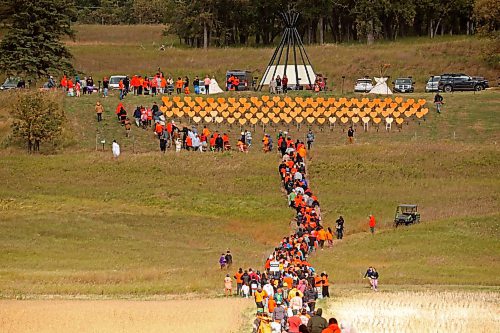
left=394, top=204, right=420, bottom=227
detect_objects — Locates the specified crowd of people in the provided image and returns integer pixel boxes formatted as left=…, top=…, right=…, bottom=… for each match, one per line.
left=57, top=73, right=220, bottom=99
left=222, top=133, right=343, bottom=333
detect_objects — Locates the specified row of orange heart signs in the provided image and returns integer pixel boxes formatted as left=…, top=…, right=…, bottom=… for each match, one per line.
left=164, top=96, right=425, bottom=107
left=162, top=107, right=429, bottom=120
left=188, top=116, right=414, bottom=125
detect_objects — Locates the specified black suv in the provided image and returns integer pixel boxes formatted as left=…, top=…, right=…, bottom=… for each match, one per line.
left=438, top=74, right=489, bottom=92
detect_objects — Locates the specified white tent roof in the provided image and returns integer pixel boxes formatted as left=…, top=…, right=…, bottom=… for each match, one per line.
left=369, top=77, right=392, bottom=95
left=260, top=65, right=316, bottom=86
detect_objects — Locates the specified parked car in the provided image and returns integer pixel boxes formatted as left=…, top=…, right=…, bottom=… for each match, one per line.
left=354, top=78, right=373, bottom=93
left=393, top=77, right=414, bottom=93
left=425, top=76, right=440, bottom=92
left=0, top=77, right=25, bottom=90
left=109, top=75, right=127, bottom=90
left=394, top=204, right=421, bottom=227
left=225, top=70, right=253, bottom=91
left=438, top=74, right=489, bottom=92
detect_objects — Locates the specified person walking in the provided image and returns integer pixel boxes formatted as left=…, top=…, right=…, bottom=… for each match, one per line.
left=95, top=101, right=104, bottom=122
left=219, top=253, right=227, bottom=270
left=307, top=308, right=327, bottom=333
left=112, top=140, right=120, bottom=158
left=225, top=250, right=233, bottom=269
left=224, top=274, right=233, bottom=297
left=347, top=126, right=354, bottom=144
left=335, top=216, right=344, bottom=240
left=369, top=214, right=376, bottom=235
left=364, top=266, right=379, bottom=291
left=306, top=130, right=315, bottom=150
left=434, top=92, right=444, bottom=114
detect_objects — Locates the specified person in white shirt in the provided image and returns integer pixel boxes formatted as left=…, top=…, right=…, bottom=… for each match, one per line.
left=112, top=140, right=120, bottom=158
left=241, top=284, right=250, bottom=298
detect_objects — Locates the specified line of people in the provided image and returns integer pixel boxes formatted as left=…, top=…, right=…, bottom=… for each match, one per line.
left=245, top=134, right=340, bottom=333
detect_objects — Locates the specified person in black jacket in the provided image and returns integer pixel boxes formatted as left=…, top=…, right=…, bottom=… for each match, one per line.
left=364, top=266, right=379, bottom=291
left=335, top=216, right=344, bottom=240
left=307, top=308, right=327, bottom=333
left=215, top=135, right=224, bottom=152
left=434, top=92, right=444, bottom=114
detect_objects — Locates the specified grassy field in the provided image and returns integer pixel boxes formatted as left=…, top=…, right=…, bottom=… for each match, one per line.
left=0, top=87, right=498, bottom=297
left=0, top=24, right=499, bottom=303
left=66, top=25, right=499, bottom=93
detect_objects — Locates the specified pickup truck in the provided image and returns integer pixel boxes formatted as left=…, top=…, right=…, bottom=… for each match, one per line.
left=438, top=74, right=489, bottom=92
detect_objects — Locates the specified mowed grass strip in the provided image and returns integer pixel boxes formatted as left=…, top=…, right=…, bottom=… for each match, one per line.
left=0, top=152, right=289, bottom=296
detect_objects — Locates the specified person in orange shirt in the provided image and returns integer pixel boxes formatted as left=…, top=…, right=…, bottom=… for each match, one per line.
left=326, top=227, right=334, bottom=247
left=150, top=77, right=157, bottom=95
left=209, top=135, right=216, bottom=151
left=317, top=227, right=327, bottom=250
left=202, top=126, right=210, bottom=138
left=321, top=318, right=341, bottom=333
left=267, top=296, right=277, bottom=313
left=254, top=287, right=267, bottom=311
left=175, top=77, right=183, bottom=94
left=186, top=135, right=192, bottom=150
left=234, top=268, right=244, bottom=296
left=321, top=272, right=330, bottom=298
left=369, top=214, right=376, bottom=235
left=138, top=76, right=144, bottom=95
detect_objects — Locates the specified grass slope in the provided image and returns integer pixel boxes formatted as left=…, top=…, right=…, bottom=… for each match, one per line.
left=66, top=25, right=498, bottom=92
left=0, top=31, right=498, bottom=296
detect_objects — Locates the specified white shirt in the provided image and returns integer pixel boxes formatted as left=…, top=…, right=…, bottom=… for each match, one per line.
left=112, top=142, right=120, bottom=157
left=263, top=283, right=274, bottom=298
left=290, top=295, right=303, bottom=310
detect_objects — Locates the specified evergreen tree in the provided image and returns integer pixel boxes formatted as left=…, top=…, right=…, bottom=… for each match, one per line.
left=0, top=0, right=77, bottom=80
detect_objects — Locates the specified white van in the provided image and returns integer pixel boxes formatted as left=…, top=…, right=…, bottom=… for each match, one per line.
left=109, top=75, right=127, bottom=90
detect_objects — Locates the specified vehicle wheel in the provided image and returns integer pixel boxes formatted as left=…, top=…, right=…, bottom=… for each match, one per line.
left=474, top=85, right=482, bottom=91
left=444, top=85, right=452, bottom=93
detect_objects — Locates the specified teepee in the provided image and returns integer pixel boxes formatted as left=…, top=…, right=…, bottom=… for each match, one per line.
left=258, top=11, right=316, bottom=90
left=369, top=77, right=392, bottom=95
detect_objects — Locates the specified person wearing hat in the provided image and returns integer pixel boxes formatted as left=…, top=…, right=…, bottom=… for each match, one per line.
left=307, top=308, right=327, bottom=333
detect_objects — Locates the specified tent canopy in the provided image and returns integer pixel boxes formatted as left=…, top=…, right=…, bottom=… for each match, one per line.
left=259, top=65, right=316, bottom=86
left=369, top=77, right=393, bottom=95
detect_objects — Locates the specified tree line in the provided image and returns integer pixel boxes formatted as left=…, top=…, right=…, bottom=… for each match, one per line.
left=73, top=0, right=499, bottom=47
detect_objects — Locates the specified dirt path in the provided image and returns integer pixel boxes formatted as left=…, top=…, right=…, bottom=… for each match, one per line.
left=0, top=298, right=249, bottom=333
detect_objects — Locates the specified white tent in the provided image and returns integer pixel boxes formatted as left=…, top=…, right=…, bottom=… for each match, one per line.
left=369, top=77, right=393, bottom=95
left=198, top=78, right=224, bottom=95
left=259, top=65, right=316, bottom=86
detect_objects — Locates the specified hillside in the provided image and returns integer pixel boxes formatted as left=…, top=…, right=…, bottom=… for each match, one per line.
left=67, top=25, right=498, bottom=92
left=0, top=86, right=499, bottom=296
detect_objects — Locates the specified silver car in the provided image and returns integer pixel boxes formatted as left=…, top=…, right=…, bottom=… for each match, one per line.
left=425, top=76, right=440, bottom=92
left=354, top=78, right=373, bottom=93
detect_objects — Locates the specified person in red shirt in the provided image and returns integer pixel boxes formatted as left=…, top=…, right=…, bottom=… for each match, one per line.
left=369, top=214, right=376, bottom=234
left=287, top=312, right=302, bottom=333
